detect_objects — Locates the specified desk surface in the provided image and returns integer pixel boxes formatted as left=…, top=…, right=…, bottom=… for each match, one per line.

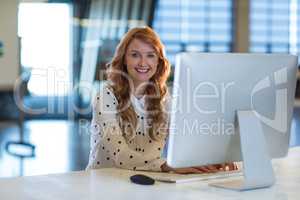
left=0, top=147, right=299, bottom=200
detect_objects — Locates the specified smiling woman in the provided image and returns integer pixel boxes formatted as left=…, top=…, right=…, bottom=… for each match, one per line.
left=86, top=27, right=171, bottom=172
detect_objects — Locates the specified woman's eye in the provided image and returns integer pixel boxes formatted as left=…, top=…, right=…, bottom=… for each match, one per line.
left=147, top=54, right=156, bottom=58
left=131, top=53, right=138, bottom=57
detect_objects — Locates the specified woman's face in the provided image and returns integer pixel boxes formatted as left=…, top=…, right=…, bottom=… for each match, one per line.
left=125, top=38, right=159, bottom=87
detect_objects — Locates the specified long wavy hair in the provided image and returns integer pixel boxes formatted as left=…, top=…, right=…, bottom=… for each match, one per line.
left=106, top=26, right=171, bottom=141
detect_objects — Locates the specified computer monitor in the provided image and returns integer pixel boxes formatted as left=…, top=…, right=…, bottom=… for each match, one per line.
left=167, top=53, right=298, bottom=190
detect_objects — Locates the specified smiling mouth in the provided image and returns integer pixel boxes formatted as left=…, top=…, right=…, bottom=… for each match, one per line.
left=135, top=68, right=150, bottom=73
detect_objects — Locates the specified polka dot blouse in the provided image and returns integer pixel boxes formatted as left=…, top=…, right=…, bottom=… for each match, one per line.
left=86, top=82, right=170, bottom=172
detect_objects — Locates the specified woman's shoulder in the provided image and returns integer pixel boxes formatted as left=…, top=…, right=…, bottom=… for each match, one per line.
left=96, top=81, right=116, bottom=99
left=93, top=81, right=118, bottom=110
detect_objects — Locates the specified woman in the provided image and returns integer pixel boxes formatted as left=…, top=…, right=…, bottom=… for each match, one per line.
left=86, top=26, right=237, bottom=173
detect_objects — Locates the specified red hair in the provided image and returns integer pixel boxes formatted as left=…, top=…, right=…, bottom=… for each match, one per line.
left=106, top=26, right=171, bottom=141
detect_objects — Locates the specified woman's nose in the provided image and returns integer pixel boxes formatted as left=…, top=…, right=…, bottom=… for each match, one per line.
left=139, top=56, right=147, bottom=67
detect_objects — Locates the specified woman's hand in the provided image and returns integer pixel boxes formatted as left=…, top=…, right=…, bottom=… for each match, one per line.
left=161, top=162, right=204, bottom=174
left=192, top=162, right=238, bottom=173
left=161, top=162, right=238, bottom=174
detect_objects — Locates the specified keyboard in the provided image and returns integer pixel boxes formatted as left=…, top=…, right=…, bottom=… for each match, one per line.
left=141, top=170, right=243, bottom=183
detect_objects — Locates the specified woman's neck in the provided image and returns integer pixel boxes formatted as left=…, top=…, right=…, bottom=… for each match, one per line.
left=133, top=81, right=146, bottom=99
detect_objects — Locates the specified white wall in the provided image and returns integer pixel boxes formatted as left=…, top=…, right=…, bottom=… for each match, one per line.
left=0, top=0, right=19, bottom=91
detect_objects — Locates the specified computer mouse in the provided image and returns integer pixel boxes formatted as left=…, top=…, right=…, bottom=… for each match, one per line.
left=130, top=174, right=155, bottom=185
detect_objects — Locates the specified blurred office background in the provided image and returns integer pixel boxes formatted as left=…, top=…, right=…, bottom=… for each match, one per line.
left=0, top=0, right=299, bottom=178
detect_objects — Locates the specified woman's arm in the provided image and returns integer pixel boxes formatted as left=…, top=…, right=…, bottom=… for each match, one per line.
left=160, top=162, right=238, bottom=174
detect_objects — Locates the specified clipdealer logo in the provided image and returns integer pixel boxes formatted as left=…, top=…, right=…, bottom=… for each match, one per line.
left=251, top=67, right=288, bottom=133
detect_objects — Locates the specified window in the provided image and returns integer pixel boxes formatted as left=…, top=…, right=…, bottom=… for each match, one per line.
left=250, top=0, right=298, bottom=55
left=153, top=0, right=233, bottom=64
left=18, top=3, right=71, bottom=96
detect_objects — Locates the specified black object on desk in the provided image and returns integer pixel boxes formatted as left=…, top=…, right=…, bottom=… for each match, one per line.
left=130, top=174, right=155, bottom=185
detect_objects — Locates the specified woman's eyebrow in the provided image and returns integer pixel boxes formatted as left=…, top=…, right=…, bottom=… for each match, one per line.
left=130, top=49, right=156, bottom=54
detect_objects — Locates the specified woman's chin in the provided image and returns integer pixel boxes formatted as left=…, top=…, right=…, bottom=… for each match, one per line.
left=134, top=74, right=152, bottom=82
left=132, top=77, right=151, bottom=85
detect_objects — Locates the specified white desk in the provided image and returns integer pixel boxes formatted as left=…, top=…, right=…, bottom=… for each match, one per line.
left=0, top=147, right=299, bottom=200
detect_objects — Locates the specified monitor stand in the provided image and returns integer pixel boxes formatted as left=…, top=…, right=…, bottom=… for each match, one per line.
left=209, top=110, right=275, bottom=191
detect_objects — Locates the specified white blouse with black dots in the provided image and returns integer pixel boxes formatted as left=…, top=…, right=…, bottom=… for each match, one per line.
left=86, top=82, right=170, bottom=171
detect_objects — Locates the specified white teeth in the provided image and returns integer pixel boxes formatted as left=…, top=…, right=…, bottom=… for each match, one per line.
left=136, top=68, right=149, bottom=73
